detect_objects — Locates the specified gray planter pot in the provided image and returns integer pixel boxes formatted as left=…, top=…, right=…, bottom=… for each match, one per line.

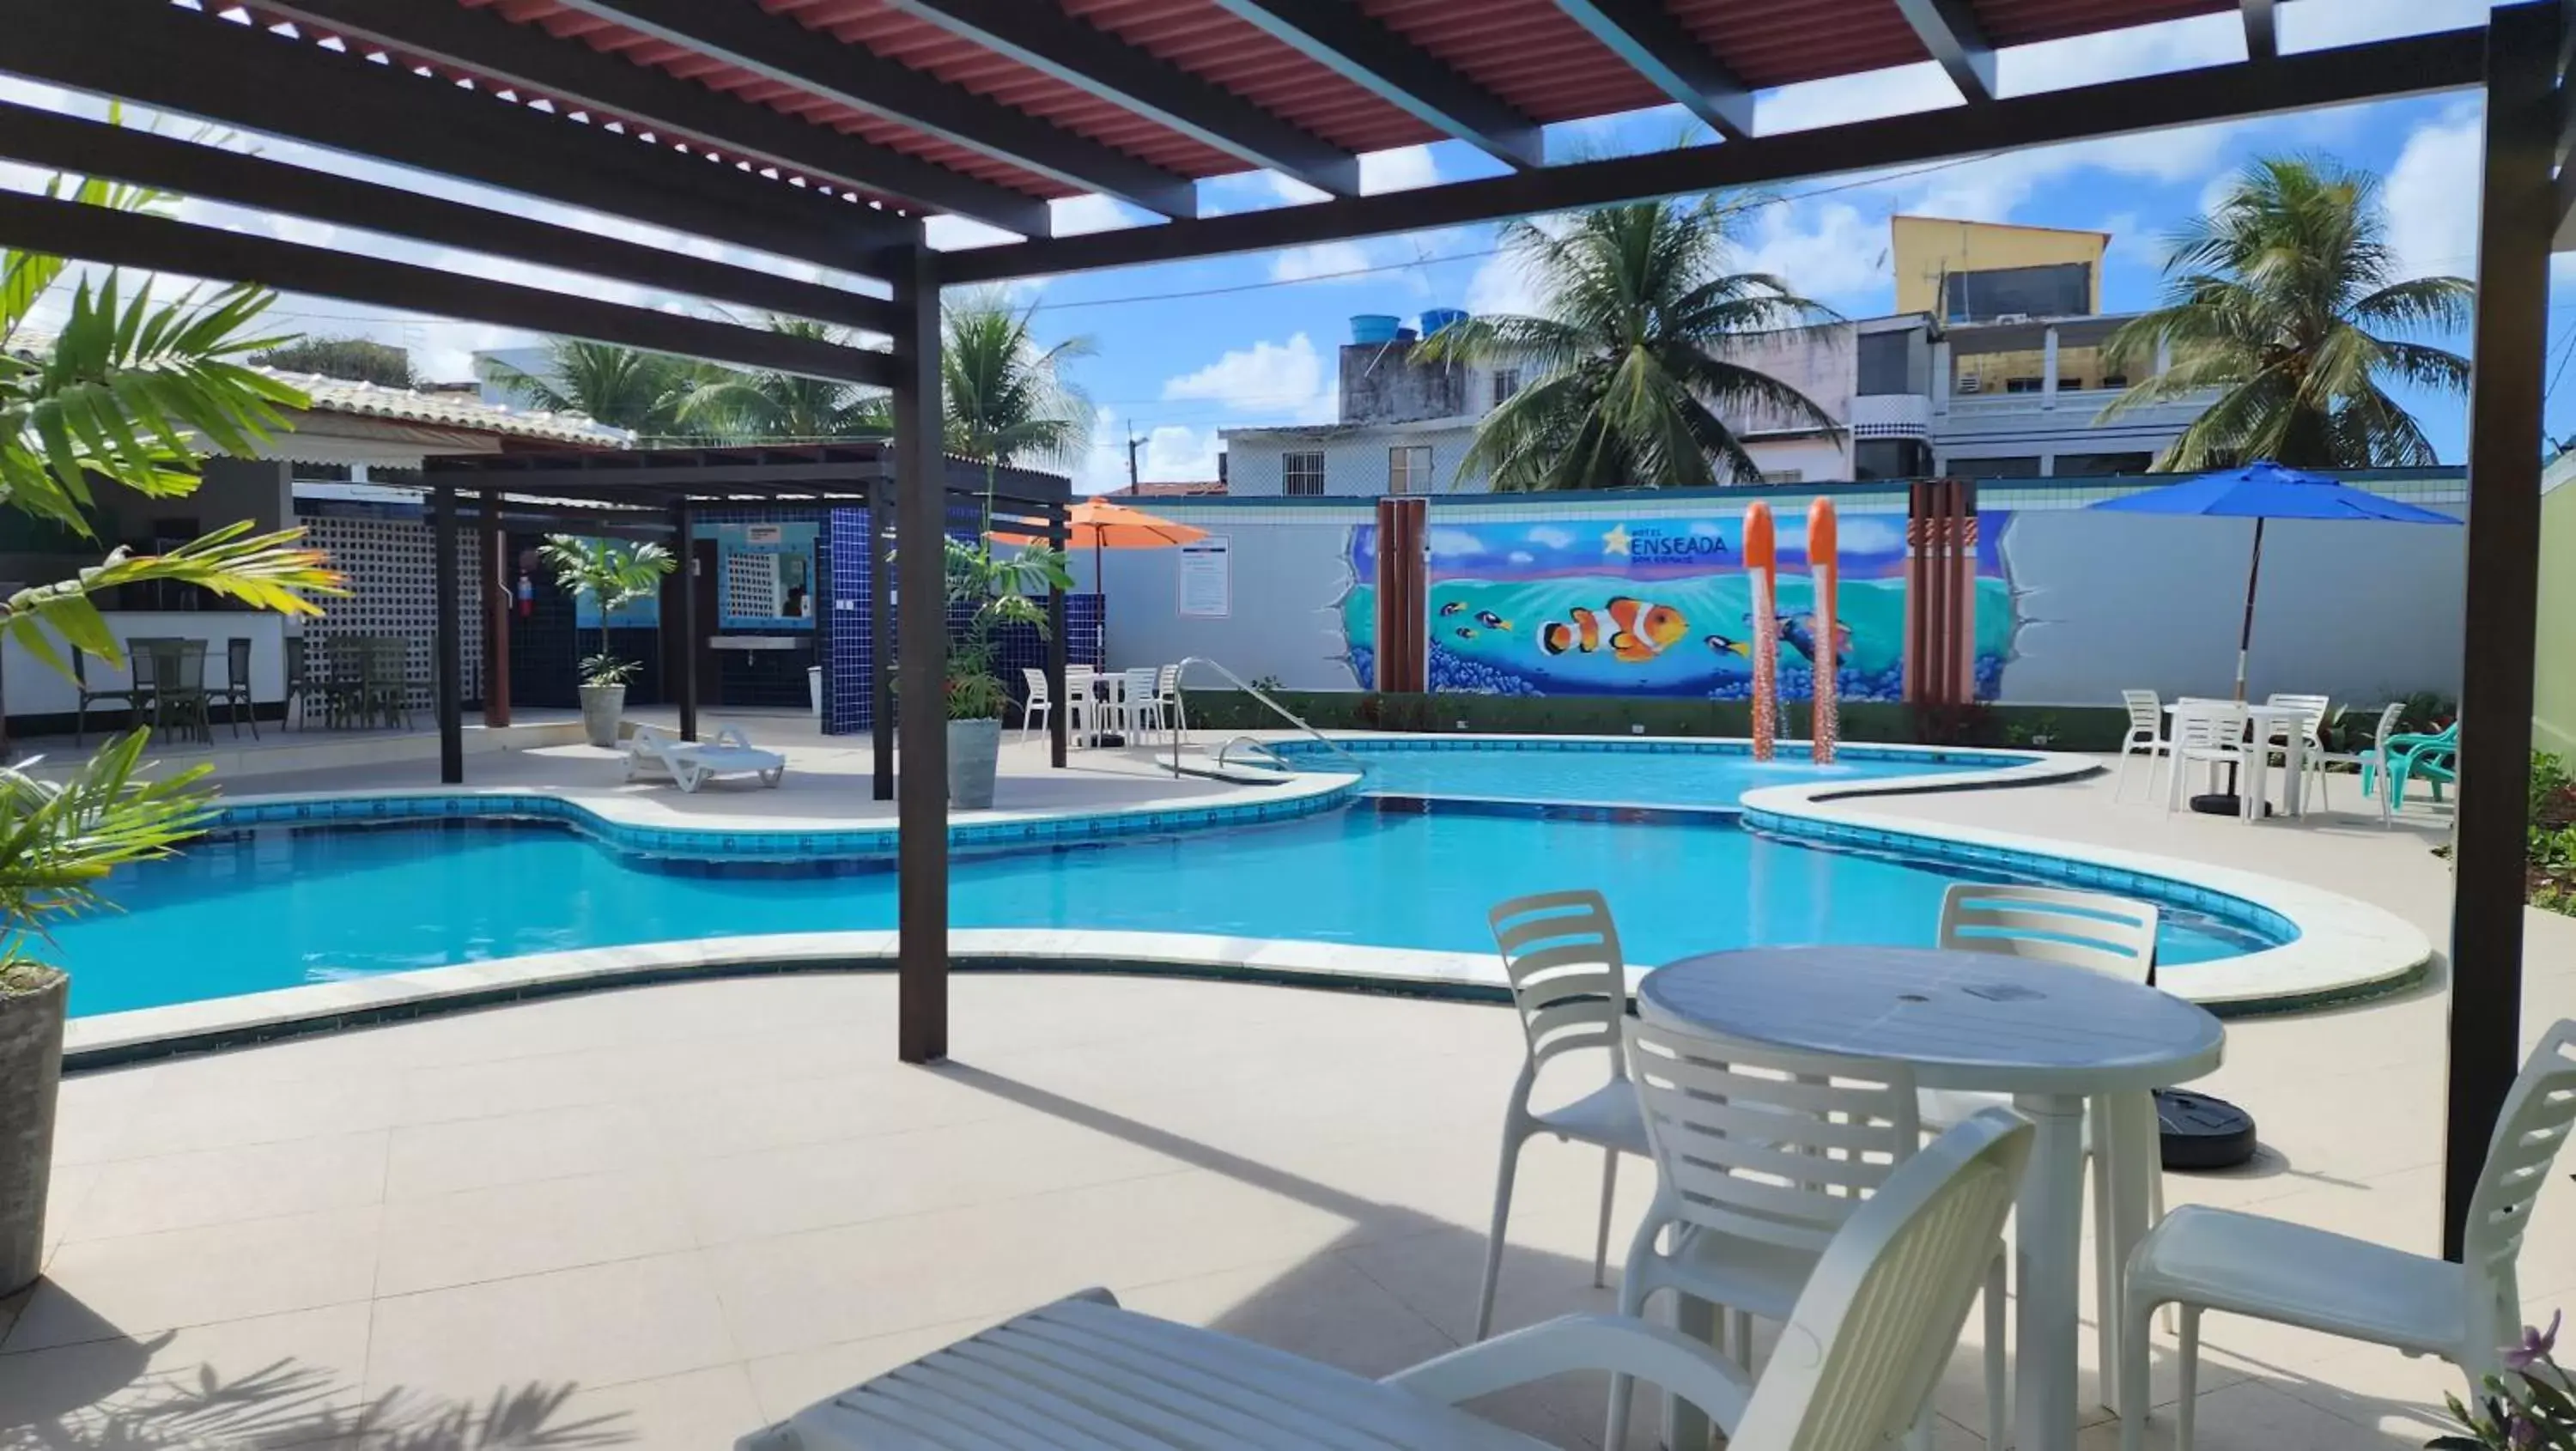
left=579, top=683, right=627, bottom=749
left=0, top=970, right=67, bottom=1295
left=947, top=717, right=1002, bottom=809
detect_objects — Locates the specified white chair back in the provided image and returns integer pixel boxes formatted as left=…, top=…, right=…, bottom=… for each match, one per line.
left=2362, top=701, right=2405, bottom=753
left=1624, top=1017, right=1920, bottom=1259
left=1727, top=1108, right=2036, bottom=1451
left=2462, top=1020, right=2576, bottom=1296
left=1937, top=882, right=2158, bottom=981
left=2264, top=693, right=2331, bottom=745
left=1020, top=667, right=1049, bottom=704
left=2171, top=700, right=2247, bottom=752
left=1487, top=891, right=1628, bottom=1078
left=1155, top=663, right=1180, bottom=699
left=1123, top=666, right=1159, bottom=704
left=2122, top=689, right=2161, bottom=737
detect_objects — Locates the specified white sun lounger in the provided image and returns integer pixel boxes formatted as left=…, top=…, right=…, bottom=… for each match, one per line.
left=624, top=725, right=786, bottom=793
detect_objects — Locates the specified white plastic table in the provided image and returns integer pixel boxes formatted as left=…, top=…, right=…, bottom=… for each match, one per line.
left=1637, top=944, right=2224, bottom=1451
left=2164, top=701, right=2311, bottom=817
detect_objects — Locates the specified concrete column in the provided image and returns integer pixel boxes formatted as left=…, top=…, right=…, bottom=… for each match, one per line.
left=2040, top=326, right=2060, bottom=410
left=1930, top=340, right=1952, bottom=414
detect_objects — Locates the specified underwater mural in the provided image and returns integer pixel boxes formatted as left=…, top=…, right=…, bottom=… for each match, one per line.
left=1340, top=512, right=2015, bottom=700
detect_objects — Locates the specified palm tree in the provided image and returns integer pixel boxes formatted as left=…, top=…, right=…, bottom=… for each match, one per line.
left=673, top=318, right=890, bottom=442
left=483, top=340, right=702, bottom=440
left=1417, top=197, right=1838, bottom=490
left=941, top=293, right=1094, bottom=481
left=2099, top=155, right=2473, bottom=470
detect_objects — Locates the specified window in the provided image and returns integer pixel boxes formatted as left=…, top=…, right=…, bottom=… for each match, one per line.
left=1943, top=455, right=2044, bottom=479
left=1758, top=469, right=1805, bottom=485
left=1389, top=445, right=1432, bottom=495
left=1491, top=367, right=1522, bottom=407
left=1856, top=332, right=1913, bottom=396
left=2051, top=452, right=2154, bottom=478
left=2004, top=376, right=2044, bottom=393
left=1942, top=262, right=2092, bottom=323
left=2100, top=373, right=2129, bottom=389
left=2058, top=375, right=2083, bottom=392
left=1282, top=450, right=1325, bottom=496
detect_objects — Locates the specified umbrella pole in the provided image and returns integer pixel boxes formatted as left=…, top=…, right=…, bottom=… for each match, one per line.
left=2234, top=517, right=2265, bottom=703
left=1093, top=535, right=1106, bottom=666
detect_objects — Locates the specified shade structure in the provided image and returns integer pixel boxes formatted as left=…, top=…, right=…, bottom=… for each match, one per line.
left=2087, top=460, right=2460, bottom=700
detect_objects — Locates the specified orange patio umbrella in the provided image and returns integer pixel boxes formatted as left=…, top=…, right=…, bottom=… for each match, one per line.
left=997, top=496, right=1208, bottom=653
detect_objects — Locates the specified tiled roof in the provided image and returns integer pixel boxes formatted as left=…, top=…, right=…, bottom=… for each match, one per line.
left=260, top=370, right=634, bottom=447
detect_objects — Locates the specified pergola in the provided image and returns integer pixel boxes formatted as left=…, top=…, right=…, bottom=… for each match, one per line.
left=0, top=0, right=2558, bottom=1284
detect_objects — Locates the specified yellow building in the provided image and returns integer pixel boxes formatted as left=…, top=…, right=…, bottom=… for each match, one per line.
left=1891, top=216, right=2108, bottom=320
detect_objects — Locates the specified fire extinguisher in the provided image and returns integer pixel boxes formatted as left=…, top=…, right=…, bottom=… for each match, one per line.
left=516, top=572, right=535, bottom=619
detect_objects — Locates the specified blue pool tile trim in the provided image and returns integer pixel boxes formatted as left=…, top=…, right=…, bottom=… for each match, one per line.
left=1271, top=737, right=2038, bottom=769
left=213, top=777, right=1360, bottom=860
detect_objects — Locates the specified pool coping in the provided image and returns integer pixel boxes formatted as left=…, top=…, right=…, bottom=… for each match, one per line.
left=63, top=734, right=2430, bottom=1065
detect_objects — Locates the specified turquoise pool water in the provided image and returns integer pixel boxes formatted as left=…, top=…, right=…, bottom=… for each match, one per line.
left=58, top=797, right=2275, bottom=1018
left=1285, top=741, right=2018, bottom=808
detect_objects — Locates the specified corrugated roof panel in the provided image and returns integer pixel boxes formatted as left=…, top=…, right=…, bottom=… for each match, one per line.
left=1668, top=0, right=1930, bottom=90
left=1359, top=0, right=1669, bottom=123
left=1064, top=0, right=1444, bottom=156
left=1976, top=0, right=2238, bottom=47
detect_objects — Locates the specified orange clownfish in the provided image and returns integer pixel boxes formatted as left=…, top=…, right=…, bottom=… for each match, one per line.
left=1605, top=597, right=1687, bottom=662
left=1539, top=605, right=1606, bottom=656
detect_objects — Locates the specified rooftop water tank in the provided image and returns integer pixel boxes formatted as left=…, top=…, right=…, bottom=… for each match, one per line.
left=1350, top=314, right=1400, bottom=345
left=1420, top=307, right=1468, bottom=336
left=1394, top=326, right=1419, bottom=343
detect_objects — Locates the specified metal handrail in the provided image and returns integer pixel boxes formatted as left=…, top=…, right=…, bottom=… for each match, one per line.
left=1169, top=657, right=1362, bottom=776
left=1214, top=736, right=1291, bottom=774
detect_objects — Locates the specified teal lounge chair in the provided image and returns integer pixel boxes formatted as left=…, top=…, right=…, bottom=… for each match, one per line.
left=2360, top=719, right=2457, bottom=821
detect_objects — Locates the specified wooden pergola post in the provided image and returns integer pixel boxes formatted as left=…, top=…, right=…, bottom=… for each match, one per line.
left=891, top=234, right=951, bottom=1065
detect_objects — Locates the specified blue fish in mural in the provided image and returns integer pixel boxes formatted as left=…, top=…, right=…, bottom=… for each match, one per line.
left=1704, top=634, right=1750, bottom=657
left=1475, top=610, right=1510, bottom=630
left=1772, top=612, right=1856, bottom=666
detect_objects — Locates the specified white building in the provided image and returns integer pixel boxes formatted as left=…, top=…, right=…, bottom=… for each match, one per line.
left=1219, top=302, right=2212, bottom=498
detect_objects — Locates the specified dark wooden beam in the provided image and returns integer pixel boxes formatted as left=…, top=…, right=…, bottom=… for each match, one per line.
left=538, top=0, right=1195, bottom=221
left=253, top=0, right=1049, bottom=237
left=2445, top=0, right=2558, bottom=1261
left=0, top=192, right=898, bottom=387
left=892, top=238, right=951, bottom=1065
left=675, top=500, right=699, bottom=744
left=1204, top=0, right=1545, bottom=168
left=433, top=483, right=465, bottom=785
left=870, top=476, right=896, bottom=803
left=885, top=0, right=1360, bottom=197
left=1893, top=0, right=1999, bottom=103
left=1552, top=0, right=1753, bottom=140
left=2242, top=0, right=2280, bottom=62
left=481, top=491, right=511, bottom=732
left=944, top=28, right=2480, bottom=283
left=0, top=101, right=901, bottom=337
left=0, top=0, right=914, bottom=276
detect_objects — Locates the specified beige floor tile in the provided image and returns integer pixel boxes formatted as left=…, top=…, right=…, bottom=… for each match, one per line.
left=642, top=1064, right=1016, bottom=1163
left=111, top=1076, right=404, bottom=1162
left=4, top=1206, right=381, bottom=1354
left=740, top=1315, right=1011, bottom=1425
left=0, top=1302, right=373, bottom=1448
left=47, top=1066, right=161, bottom=1168
left=373, top=1167, right=696, bottom=1297
left=38, top=1161, right=99, bottom=1270
left=677, top=1108, right=1188, bottom=1245
left=1121, top=1250, right=1461, bottom=1378
left=2078, top=1377, right=2428, bottom=1450
left=393, top=1049, right=633, bottom=1127
left=363, top=1251, right=736, bottom=1405
left=382, top=1101, right=660, bottom=1200
left=67, top=1132, right=389, bottom=1242
left=507, top=1363, right=765, bottom=1451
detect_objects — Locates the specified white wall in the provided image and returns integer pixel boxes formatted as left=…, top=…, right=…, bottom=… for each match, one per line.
left=1224, top=424, right=1486, bottom=497
left=4, top=613, right=287, bottom=718
left=1085, top=516, right=1364, bottom=689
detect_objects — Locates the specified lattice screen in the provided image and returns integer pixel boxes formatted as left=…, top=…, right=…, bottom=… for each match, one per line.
left=294, top=512, right=485, bottom=707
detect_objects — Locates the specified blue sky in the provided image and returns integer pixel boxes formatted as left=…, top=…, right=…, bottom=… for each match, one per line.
left=3, top=0, right=2552, bottom=492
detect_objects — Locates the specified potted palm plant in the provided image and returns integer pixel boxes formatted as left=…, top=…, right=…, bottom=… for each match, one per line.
left=943, top=534, right=1070, bottom=808
left=538, top=536, right=676, bottom=748
left=0, top=160, right=343, bottom=1292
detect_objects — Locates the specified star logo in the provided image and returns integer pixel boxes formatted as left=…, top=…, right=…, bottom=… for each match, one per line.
left=1601, top=524, right=1631, bottom=556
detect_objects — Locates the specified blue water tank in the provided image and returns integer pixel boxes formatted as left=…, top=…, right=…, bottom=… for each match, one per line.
left=1350, top=314, right=1400, bottom=344
left=1420, top=307, right=1468, bottom=336
left=1394, top=326, right=1419, bottom=343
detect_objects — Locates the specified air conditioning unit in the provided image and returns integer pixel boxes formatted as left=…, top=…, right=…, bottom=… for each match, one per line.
left=1994, top=312, right=2033, bottom=324
left=1957, top=373, right=1984, bottom=393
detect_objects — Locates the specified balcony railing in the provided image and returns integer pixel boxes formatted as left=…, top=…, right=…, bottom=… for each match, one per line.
left=1938, top=386, right=2215, bottom=428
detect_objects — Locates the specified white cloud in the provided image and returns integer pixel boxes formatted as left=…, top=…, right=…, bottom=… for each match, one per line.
left=1271, top=240, right=1376, bottom=284
left=1735, top=200, right=1887, bottom=306
left=1161, top=333, right=1334, bottom=420
left=2281, top=0, right=2501, bottom=52
left=1138, top=424, right=1220, bottom=482
left=1270, top=143, right=1443, bottom=206
left=2385, top=100, right=2485, bottom=281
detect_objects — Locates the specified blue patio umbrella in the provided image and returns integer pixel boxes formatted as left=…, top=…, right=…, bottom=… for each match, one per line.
left=2089, top=459, right=2459, bottom=701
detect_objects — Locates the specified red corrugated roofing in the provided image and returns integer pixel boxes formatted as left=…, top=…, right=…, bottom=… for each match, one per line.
left=428, top=0, right=2275, bottom=214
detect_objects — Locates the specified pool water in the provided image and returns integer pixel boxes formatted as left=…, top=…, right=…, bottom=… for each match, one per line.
left=1286, top=742, right=2020, bottom=809
left=57, top=801, right=2274, bottom=1017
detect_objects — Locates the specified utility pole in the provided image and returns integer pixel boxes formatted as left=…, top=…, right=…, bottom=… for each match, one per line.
left=1125, top=428, right=1143, bottom=492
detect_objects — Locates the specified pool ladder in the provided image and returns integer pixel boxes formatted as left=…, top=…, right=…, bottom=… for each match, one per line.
left=1168, top=658, right=1362, bottom=778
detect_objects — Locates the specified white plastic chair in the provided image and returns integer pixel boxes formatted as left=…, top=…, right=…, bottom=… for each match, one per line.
left=1064, top=665, right=1098, bottom=746
left=2119, top=1019, right=2576, bottom=1451
left=2262, top=692, right=2330, bottom=806
left=1928, top=882, right=2166, bottom=1407
left=2116, top=689, right=2165, bottom=803
left=2312, top=701, right=2405, bottom=820
left=1017, top=667, right=1053, bottom=744
left=1123, top=667, right=1166, bottom=744
left=1606, top=1017, right=2013, bottom=1451
left=1155, top=662, right=1186, bottom=740
left=740, top=1109, right=2037, bottom=1451
left=2166, top=700, right=2251, bottom=820
left=1474, top=890, right=1650, bottom=1343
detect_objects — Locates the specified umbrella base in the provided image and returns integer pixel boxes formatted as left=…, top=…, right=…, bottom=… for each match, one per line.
left=2188, top=792, right=2271, bottom=819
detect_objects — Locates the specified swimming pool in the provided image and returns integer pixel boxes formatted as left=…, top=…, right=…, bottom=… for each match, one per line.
left=1278, top=738, right=2022, bottom=808
left=58, top=794, right=2275, bottom=1018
